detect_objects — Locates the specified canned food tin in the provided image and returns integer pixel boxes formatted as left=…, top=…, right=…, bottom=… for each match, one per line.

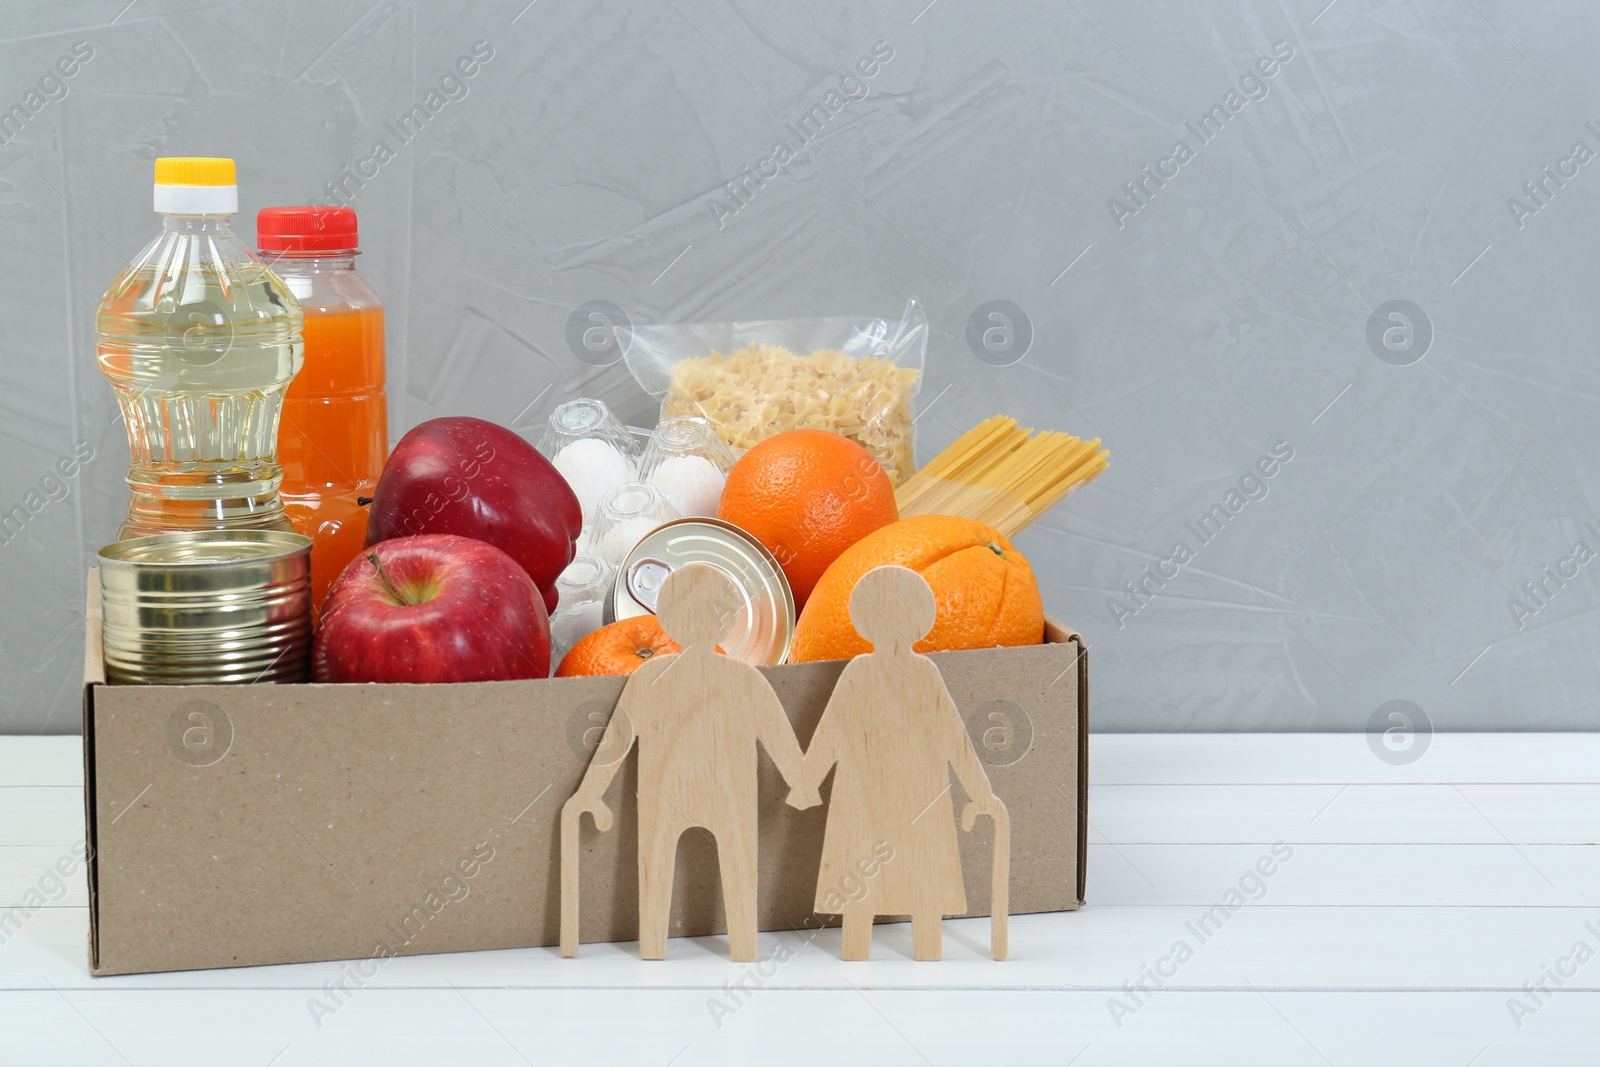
left=98, top=530, right=313, bottom=685
left=606, top=518, right=794, bottom=665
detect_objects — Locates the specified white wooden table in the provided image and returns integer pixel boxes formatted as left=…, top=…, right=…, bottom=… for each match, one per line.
left=3, top=734, right=1597, bottom=1065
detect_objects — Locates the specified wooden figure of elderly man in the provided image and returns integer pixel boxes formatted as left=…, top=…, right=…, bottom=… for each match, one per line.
left=560, top=562, right=820, bottom=961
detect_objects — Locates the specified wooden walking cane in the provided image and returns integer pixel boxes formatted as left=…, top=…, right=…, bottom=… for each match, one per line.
left=560, top=802, right=580, bottom=957
left=989, top=803, right=1010, bottom=961
left=559, top=789, right=613, bottom=956
left=961, top=794, right=1010, bottom=961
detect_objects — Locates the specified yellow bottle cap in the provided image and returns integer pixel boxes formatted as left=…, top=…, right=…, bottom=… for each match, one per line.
left=152, top=157, right=238, bottom=214
left=154, top=157, right=237, bottom=186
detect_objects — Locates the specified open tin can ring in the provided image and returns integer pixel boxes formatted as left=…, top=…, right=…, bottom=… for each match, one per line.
left=606, top=517, right=794, bottom=665
left=98, top=530, right=313, bottom=686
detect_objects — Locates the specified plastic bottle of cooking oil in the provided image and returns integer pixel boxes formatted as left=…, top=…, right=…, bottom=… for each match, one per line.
left=257, top=205, right=388, bottom=608
left=96, top=157, right=303, bottom=539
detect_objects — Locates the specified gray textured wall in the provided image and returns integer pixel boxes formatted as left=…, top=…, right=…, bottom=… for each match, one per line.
left=3, top=0, right=1597, bottom=734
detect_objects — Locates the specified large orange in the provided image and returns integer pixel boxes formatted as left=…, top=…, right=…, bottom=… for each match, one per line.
left=717, top=429, right=897, bottom=608
left=790, top=514, right=1044, bottom=661
left=556, top=616, right=682, bottom=677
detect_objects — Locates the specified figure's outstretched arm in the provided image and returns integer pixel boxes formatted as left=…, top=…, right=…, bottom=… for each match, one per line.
left=785, top=674, right=849, bottom=809
left=563, top=685, right=640, bottom=831
left=936, top=674, right=1006, bottom=830
left=752, top=676, right=823, bottom=810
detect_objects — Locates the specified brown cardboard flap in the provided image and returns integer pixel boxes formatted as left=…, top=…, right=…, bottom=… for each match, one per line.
left=84, top=593, right=1086, bottom=976
left=84, top=567, right=105, bottom=688
left=1043, top=617, right=1079, bottom=644
left=82, top=568, right=102, bottom=973
left=1039, top=616, right=1089, bottom=906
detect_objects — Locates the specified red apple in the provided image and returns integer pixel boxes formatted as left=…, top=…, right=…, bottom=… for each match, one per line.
left=365, top=417, right=582, bottom=613
left=315, top=534, right=551, bottom=684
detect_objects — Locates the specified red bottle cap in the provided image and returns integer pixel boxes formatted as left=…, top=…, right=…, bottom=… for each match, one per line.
left=257, top=206, right=359, bottom=253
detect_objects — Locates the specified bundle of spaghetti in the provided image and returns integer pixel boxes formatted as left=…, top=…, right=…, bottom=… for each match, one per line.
left=895, top=416, right=1109, bottom=536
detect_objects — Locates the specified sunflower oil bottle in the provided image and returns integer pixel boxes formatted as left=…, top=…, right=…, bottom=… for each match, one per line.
left=96, top=157, right=303, bottom=538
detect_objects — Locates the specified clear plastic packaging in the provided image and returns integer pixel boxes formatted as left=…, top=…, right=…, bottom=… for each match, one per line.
left=583, top=482, right=680, bottom=566
left=537, top=398, right=638, bottom=521
left=638, top=416, right=734, bottom=518
left=549, top=553, right=614, bottom=665
left=624, top=299, right=927, bottom=484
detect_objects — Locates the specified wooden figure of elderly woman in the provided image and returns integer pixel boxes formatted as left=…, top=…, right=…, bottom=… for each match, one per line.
left=788, top=564, right=1010, bottom=961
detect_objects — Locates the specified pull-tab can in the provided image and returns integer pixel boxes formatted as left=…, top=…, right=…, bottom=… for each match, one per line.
left=605, top=517, right=794, bottom=665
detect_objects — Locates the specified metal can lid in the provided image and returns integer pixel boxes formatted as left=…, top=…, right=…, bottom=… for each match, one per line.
left=98, top=530, right=312, bottom=568
left=607, top=517, right=794, bottom=666
left=99, top=530, right=312, bottom=616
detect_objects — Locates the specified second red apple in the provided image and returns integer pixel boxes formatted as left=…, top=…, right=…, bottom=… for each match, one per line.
left=365, top=416, right=582, bottom=612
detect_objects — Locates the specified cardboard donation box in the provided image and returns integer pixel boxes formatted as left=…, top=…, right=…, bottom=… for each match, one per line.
left=80, top=576, right=1087, bottom=977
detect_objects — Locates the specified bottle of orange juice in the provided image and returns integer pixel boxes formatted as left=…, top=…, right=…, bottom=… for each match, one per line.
left=257, top=206, right=387, bottom=608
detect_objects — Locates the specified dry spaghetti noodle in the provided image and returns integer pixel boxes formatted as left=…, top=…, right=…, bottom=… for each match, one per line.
left=895, top=416, right=1109, bottom=536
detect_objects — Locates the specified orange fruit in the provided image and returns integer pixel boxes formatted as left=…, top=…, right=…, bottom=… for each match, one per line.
left=789, top=514, right=1044, bottom=662
left=556, top=616, right=681, bottom=677
left=717, top=429, right=897, bottom=608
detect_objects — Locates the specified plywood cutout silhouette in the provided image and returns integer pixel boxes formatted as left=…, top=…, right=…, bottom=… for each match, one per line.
left=790, top=565, right=1011, bottom=961
left=560, top=562, right=818, bottom=960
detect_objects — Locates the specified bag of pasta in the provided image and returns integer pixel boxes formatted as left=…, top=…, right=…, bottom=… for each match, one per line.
left=624, top=300, right=927, bottom=485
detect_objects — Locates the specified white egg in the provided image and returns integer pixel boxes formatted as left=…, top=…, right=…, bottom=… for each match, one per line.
left=553, top=439, right=634, bottom=519
left=595, top=517, right=659, bottom=566
left=647, top=455, right=726, bottom=517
